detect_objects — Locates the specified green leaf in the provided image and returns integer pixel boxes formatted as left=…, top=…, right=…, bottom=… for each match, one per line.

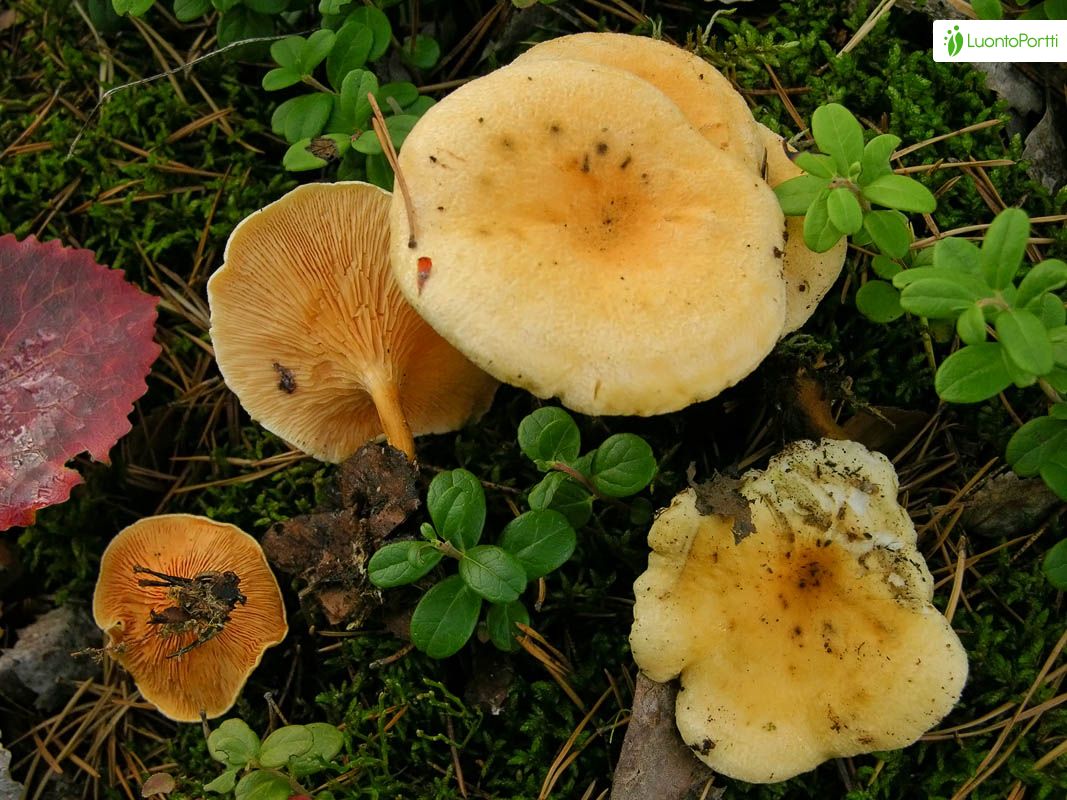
left=377, top=81, right=420, bottom=109
left=527, top=473, right=593, bottom=528
left=863, top=210, right=912, bottom=259
left=270, top=36, right=305, bottom=70
left=327, top=21, right=374, bottom=90
left=871, top=255, right=903, bottom=280
left=217, top=7, right=273, bottom=49
left=204, top=769, right=239, bottom=794
left=971, top=0, right=1004, bottom=18
left=1007, top=416, right=1067, bottom=475
left=112, top=0, right=154, bottom=15
left=282, top=138, right=327, bottom=172
left=980, top=208, right=1030, bottom=289
left=459, top=545, right=527, bottom=602
left=934, top=237, right=982, bottom=273
left=300, top=29, right=337, bottom=74
left=365, top=152, right=393, bottom=189
left=856, top=280, right=904, bottom=323
left=899, top=275, right=989, bottom=318
left=792, top=151, right=836, bottom=179
left=996, top=309, right=1054, bottom=375
left=1042, top=539, right=1067, bottom=588
left=956, top=304, right=988, bottom=345
left=174, top=0, right=210, bottom=21
left=330, top=68, right=379, bottom=133
left=262, top=67, right=302, bottom=91
left=803, top=189, right=844, bottom=253
left=518, top=407, right=581, bottom=466
left=259, top=725, right=313, bottom=768
left=1038, top=295, right=1067, bottom=329
left=353, top=115, right=418, bottom=154
left=288, top=723, right=344, bottom=777
left=368, top=541, right=442, bottom=588
left=233, top=770, right=291, bottom=800
left=858, top=133, right=900, bottom=184
left=427, top=469, right=485, bottom=550
left=1046, top=0, right=1067, bottom=18
left=1051, top=327, right=1067, bottom=366
left=861, top=174, right=936, bottom=213
left=346, top=4, right=392, bottom=60
left=934, top=343, right=1012, bottom=403
left=826, top=187, right=863, bottom=235
left=1017, top=259, right=1067, bottom=308
left=499, top=510, right=577, bottom=579
left=402, top=34, right=440, bottom=69
left=271, top=93, right=334, bottom=144
left=486, top=600, right=530, bottom=652
left=409, top=575, right=482, bottom=658
left=590, top=434, right=656, bottom=497
left=811, top=103, right=864, bottom=175
left=208, top=719, right=260, bottom=767
left=244, top=0, right=287, bottom=11
left=773, top=175, right=828, bottom=216
left=404, top=95, right=437, bottom=117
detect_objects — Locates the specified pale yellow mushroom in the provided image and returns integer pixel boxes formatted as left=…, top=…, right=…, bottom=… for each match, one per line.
left=631, top=439, right=968, bottom=783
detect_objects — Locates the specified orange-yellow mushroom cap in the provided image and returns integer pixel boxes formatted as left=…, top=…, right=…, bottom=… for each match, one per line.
left=92, top=514, right=287, bottom=722
left=389, top=60, right=785, bottom=416
left=208, top=182, right=498, bottom=461
left=512, top=32, right=763, bottom=171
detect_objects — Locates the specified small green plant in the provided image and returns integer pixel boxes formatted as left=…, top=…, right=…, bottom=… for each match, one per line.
left=262, top=7, right=437, bottom=182
left=204, top=718, right=343, bottom=800
left=862, top=207, right=1067, bottom=587
left=971, top=0, right=1067, bottom=21
left=107, top=1, right=438, bottom=184
left=773, top=103, right=936, bottom=254
left=368, top=407, right=656, bottom=659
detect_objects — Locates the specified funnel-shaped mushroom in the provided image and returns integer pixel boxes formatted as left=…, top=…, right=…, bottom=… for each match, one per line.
left=512, top=32, right=763, bottom=171
left=93, top=514, right=287, bottom=722
left=390, top=59, right=785, bottom=416
left=208, top=182, right=497, bottom=461
left=630, top=439, right=967, bottom=783
left=758, top=125, right=848, bottom=333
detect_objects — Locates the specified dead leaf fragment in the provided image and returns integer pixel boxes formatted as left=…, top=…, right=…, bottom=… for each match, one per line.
left=262, top=443, right=419, bottom=626
left=141, top=772, right=176, bottom=797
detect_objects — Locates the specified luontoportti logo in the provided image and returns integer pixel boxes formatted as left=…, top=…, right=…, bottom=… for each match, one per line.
left=945, top=24, right=963, bottom=57
left=934, top=19, right=1066, bottom=62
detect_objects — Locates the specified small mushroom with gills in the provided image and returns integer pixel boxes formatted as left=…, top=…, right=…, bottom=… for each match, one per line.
left=92, top=514, right=287, bottom=722
left=629, top=439, right=968, bottom=783
left=208, top=181, right=498, bottom=462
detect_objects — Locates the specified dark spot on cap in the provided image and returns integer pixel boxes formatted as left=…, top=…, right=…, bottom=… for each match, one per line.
left=273, top=362, right=296, bottom=394
left=620, top=155, right=632, bottom=170
left=689, top=738, right=716, bottom=755
left=799, top=281, right=809, bottom=293
left=549, top=123, right=561, bottom=134
left=773, top=246, right=784, bottom=258
left=581, top=154, right=590, bottom=173
left=595, top=141, right=608, bottom=155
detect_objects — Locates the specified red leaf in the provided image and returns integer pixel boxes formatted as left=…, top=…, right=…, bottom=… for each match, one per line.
left=0, top=236, right=160, bottom=530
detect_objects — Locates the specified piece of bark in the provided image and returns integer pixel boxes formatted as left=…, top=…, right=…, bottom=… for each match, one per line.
left=961, top=470, right=1063, bottom=539
left=611, top=675, right=715, bottom=800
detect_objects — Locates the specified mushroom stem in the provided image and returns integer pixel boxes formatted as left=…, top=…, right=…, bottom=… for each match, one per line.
left=368, top=379, right=416, bottom=460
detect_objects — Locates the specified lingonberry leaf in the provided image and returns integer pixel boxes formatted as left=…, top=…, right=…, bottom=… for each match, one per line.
left=0, top=236, right=159, bottom=530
